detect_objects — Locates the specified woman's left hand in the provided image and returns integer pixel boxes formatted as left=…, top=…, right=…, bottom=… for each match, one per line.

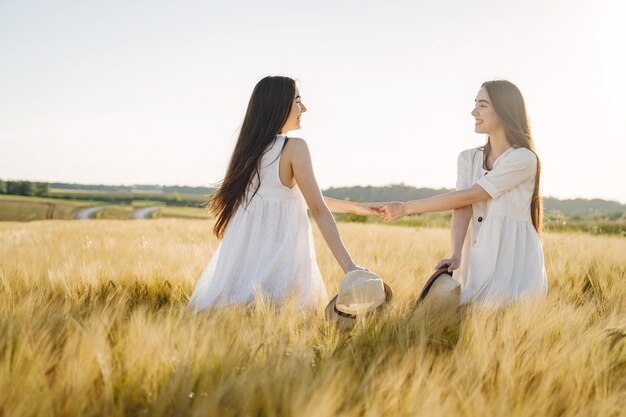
left=344, top=263, right=369, bottom=273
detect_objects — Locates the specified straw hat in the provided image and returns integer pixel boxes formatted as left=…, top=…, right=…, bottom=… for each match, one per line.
left=325, top=270, right=393, bottom=331
left=415, top=266, right=461, bottom=317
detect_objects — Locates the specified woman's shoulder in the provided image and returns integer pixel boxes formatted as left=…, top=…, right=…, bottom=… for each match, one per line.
left=283, top=137, right=308, bottom=152
left=457, top=147, right=483, bottom=162
left=284, top=136, right=307, bottom=146
left=459, top=146, right=483, bottom=155
left=282, top=137, right=311, bottom=163
left=507, top=147, right=537, bottom=164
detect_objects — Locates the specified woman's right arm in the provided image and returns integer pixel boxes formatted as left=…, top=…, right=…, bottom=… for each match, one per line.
left=435, top=151, right=473, bottom=272
left=287, top=138, right=362, bottom=274
left=435, top=206, right=472, bottom=272
left=323, top=196, right=380, bottom=216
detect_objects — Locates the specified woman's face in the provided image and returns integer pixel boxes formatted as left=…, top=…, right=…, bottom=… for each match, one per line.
left=471, top=87, right=501, bottom=134
left=280, top=87, right=307, bottom=133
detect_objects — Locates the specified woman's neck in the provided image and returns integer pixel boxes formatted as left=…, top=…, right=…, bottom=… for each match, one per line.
left=488, top=128, right=511, bottom=158
left=483, top=128, right=512, bottom=170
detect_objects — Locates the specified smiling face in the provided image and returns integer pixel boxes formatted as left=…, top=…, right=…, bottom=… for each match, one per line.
left=471, top=87, right=502, bottom=134
left=280, top=87, right=307, bottom=134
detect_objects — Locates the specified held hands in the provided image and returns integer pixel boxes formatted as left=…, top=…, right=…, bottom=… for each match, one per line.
left=344, top=201, right=409, bottom=222
left=368, top=202, right=408, bottom=222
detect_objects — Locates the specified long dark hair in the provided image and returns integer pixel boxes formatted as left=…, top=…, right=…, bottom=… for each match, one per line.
left=209, top=76, right=296, bottom=239
left=482, top=80, right=543, bottom=233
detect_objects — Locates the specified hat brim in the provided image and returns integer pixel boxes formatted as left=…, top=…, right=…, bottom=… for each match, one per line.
left=415, top=267, right=461, bottom=315
left=325, top=282, right=393, bottom=331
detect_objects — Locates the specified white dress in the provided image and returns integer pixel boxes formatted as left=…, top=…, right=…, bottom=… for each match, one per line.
left=188, top=135, right=328, bottom=311
left=453, top=146, right=548, bottom=307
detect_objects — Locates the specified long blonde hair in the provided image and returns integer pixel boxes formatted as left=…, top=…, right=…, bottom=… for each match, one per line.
left=482, top=80, right=543, bottom=233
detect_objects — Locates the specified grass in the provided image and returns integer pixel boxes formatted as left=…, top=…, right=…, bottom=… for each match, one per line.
left=545, top=219, right=626, bottom=237
left=95, top=206, right=135, bottom=220
left=159, top=206, right=211, bottom=219
left=0, top=220, right=624, bottom=416
left=3, top=194, right=624, bottom=236
left=0, top=194, right=96, bottom=207
left=334, top=212, right=453, bottom=229
left=0, top=195, right=94, bottom=221
left=0, top=195, right=209, bottom=222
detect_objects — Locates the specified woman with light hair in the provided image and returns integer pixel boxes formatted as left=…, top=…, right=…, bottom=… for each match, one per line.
left=372, top=80, right=547, bottom=307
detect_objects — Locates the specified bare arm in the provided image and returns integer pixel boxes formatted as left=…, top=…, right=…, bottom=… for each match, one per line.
left=372, top=184, right=490, bottom=222
left=450, top=207, right=472, bottom=258
left=323, top=196, right=380, bottom=216
left=288, top=139, right=361, bottom=273
left=435, top=206, right=472, bottom=272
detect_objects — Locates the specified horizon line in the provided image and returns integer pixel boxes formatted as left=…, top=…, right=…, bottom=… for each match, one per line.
left=2, top=178, right=625, bottom=205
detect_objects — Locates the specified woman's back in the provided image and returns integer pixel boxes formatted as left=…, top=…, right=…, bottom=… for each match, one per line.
left=189, top=135, right=328, bottom=311
left=245, top=135, right=301, bottom=203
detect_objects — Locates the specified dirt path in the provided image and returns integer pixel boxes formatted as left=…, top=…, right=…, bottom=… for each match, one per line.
left=131, top=206, right=161, bottom=219
left=74, top=206, right=107, bottom=219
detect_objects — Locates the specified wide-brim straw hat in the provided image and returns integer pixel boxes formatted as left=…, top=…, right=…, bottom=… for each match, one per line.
left=325, top=270, right=393, bottom=331
left=414, top=266, right=461, bottom=317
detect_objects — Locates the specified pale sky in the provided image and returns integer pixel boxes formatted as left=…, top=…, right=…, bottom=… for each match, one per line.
left=1, top=0, right=625, bottom=202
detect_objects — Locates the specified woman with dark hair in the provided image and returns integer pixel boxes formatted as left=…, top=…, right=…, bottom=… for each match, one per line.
left=189, top=76, right=374, bottom=311
left=372, top=80, right=547, bottom=307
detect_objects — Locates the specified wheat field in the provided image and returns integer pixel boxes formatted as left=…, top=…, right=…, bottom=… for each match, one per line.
left=0, top=219, right=625, bottom=417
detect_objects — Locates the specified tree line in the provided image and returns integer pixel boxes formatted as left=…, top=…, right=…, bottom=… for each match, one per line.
left=0, top=180, right=50, bottom=197
left=48, top=182, right=215, bottom=195
left=3, top=179, right=624, bottom=219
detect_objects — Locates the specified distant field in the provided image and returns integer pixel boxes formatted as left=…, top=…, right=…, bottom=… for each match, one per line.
left=0, top=195, right=211, bottom=221
left=160, top=206, right=211, bottom=219
left=96, top=206, right=135, bottom=220
left=0, top=195, right=95, bottom=221
left=50, top=188, right=207, bottom=203
left=2, top=194, right=625, bottom=236
left=0, top=194, right=95, bottom=206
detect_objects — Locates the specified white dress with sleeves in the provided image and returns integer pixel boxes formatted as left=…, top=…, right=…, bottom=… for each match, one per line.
left=453, top=146, right=548, bottom=307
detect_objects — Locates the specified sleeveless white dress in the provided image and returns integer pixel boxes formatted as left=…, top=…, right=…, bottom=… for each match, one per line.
left=188, top=135, right=328, bottom=311
left=454, top=146, right=548, bottom=307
